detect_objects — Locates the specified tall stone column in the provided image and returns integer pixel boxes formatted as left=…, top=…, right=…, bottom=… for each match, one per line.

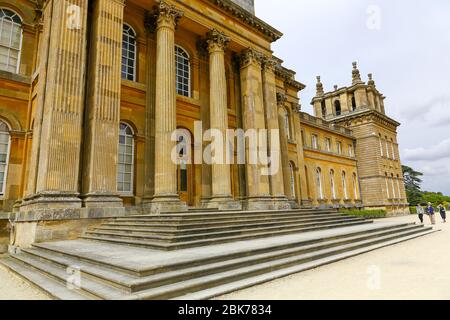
left=276, top=93, right=292, bottom=200
left=239, top=48, right=272, bottom=211
left=81, top=0, right=125, bottom=208
left=142, top=13, right=157, bottom=205
left=262, top=57, right=289, bottom=209
left=21, top=0, right=89, bottom=210
left=150, top=1, right=187, bottom=213
left=205, top=29, right=241, bottom=211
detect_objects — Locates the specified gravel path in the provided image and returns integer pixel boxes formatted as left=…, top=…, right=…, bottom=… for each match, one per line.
left=0, top=261, right=50, bottom=300
left=217, top=215, right=450, bottom=300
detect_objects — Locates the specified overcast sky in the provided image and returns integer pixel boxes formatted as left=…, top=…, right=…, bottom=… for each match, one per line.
left=255, top=0, right=450, bottom=195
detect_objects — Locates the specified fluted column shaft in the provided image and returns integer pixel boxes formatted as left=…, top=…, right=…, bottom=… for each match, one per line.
left=207, top=30, right=232, bottom=201
left=82, top=0, right=125, bottom=207
left=262, top=58, right=287, bottom=204
left=239, top=49, right=271, bottom=210
left=22, top=0, right=89, bottom=210
left=277, top=94, right=292, bottom=199
left=151, top=2, right=186, bottom=212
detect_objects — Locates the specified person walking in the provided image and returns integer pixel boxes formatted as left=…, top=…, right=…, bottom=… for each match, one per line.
left=426, top=202, right=436, bottom=225
left=416, top=204, right=425, bottom=224
left=438, top=204, right=447, bottom=223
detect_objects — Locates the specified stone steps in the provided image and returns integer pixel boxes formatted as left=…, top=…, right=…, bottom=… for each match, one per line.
left=1, top=223, right=434, bottom=300
left=81, top=220, right=371, bottom=250
left=92, top=216, right=365, bottom=238
left=104, top=213, right=348, bottom=230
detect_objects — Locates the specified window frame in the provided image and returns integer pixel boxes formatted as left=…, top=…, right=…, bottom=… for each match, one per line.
left=0, top=120, right=11, bottom=197
left=117, top=122, right=135, bottom=196
left=175, top=45, right=191, bottom=98
left=0, top=8, right=23, bottom=74
left=316, top=167, right=323, bottom=200
left=121, top=23, right=137, bottom=82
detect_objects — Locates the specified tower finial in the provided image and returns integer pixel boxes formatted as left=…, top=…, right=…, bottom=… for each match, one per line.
left=368, top=73, right=376, bottom=87
left=315, top=76, right=324, bottom=96
left=352, top=61, right=363, bottom=85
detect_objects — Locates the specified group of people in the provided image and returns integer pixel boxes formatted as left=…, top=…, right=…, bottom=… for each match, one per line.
left=416, top=203, right=447, bottom=225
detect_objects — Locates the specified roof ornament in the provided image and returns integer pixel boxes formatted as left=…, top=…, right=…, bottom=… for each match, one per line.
left=368, top=73, right=376, bottom=87
left=316, top=76, right=324, bottom=96
left=352, top=61, right=364, bottom=85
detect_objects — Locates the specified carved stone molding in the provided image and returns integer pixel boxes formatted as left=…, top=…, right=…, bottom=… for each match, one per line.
left=206, top=29, right=230, bottom=53
left=261, top=56, right=278, bottom=73
left=239, top=48, right=263, bottom=69
left=146, top=0, right=183, bottom=31
left=276, top=92, right=287, bottom=107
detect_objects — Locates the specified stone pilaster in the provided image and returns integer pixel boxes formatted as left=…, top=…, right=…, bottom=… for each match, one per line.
left=21, top=0, right=89, bottom=210
left=150, top=1, right=187, bottom=213
left=142, top=12, right=157, bottom=205
left=262, top=57, right=289, bottom=210
left=276, top=93, right=292, bottom=201
left=239, top=48, right=272, bottom=211
left=205, top=29, right=241, bottom=211
left=81, top=0, right=125, bottom=208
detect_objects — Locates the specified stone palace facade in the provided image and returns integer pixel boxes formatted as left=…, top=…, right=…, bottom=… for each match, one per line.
left=0, top=0, right=408, bottom=246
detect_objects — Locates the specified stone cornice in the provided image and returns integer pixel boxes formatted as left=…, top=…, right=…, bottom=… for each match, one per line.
left=275, top=66, right=306, bottom=91
left=205, top=0, right=283, bottom=42
left=331, top=108, right=400, bottom=130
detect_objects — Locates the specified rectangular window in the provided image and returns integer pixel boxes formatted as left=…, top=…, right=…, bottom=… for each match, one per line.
left=348, top=144, right=354, bottom=157
left=312, top=134, right=318, bottom=150
left=325, top=138, right=331, bottom=152
left=337, top=142, right=342, bottom=155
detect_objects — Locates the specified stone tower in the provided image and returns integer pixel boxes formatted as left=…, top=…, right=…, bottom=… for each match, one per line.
left=311, top=62, right=409, bottom=214
left=230, top=0, right=255, bottom=14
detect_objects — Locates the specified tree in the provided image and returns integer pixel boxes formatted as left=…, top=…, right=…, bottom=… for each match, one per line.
left=402, top=165, right=424, bottom=205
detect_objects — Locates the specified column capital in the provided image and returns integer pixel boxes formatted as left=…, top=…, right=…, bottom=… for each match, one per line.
left=276, top=92, right=287, bottom=107
left=239, top=48, right=263, bottom=69
left=261, top=56, right=278, bottom=73
left=152, top=0, right=184, bottom=30
left=206, top=29, right=230, bottom=53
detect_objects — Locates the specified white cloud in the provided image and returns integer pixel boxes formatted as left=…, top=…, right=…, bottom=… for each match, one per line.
left=403, top=139, right=450, bottom=162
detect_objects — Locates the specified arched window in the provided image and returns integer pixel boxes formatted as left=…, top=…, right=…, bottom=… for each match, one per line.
left=342, top=171, right=348, bottom=199
left=391, top=138, right=396, bottom=160
left=175, top=45, right=190, bottom=97
left=0, top=8, right=23, bottom=73
left=0, top=120, right=11, bottom=196
left=353, top=173, right=358, bottom=199
left=351, top=96, right=357, bottom=111
left=289, top=162, right=296, bottom=199
left=379, top=134, right=384, bottom=157
left=396, top=175, right=402, bottom=200
left=385, top=173, right=390, bottom=199
left=122, top=24, right=137, bottom=81
left=334, top=100, right=341, bottom=116
left=330, top=169, right=336, bottom=200
left=385, top=136, right=390, bottom=158
left=284, top=108, right=291, bottom=140
left=321, top=100, right=326, bottom=118
left=117, top=123, right=134, bottom=194
left=316, top=168, right=323, bottom=200
left=391, top=174, right=396, bottom=199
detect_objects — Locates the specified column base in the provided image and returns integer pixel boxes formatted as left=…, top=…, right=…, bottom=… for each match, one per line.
left=20, top=192, right=82, bottom=212
left=271, top=196, right=292, bottom=210
left=147, top=194, right=188, bottom=214
left=82, top=193, right=123, bottom=208
left=207, top=196, right=242, bottom=211
left=245, top=196, right=276, bottom=211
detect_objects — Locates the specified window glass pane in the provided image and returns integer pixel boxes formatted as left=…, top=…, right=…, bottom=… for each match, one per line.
left=0, top=10, right=22, bottom=73
left=175, top=46, right=190, bottom=97
left=117, top=123, right=134, bottom=193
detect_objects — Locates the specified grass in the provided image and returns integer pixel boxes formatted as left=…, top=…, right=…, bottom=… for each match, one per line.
left=340, top=209, right=387, bottom=219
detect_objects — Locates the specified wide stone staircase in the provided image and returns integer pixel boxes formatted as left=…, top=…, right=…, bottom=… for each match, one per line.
left=0, top=208, right=436, bottom=300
